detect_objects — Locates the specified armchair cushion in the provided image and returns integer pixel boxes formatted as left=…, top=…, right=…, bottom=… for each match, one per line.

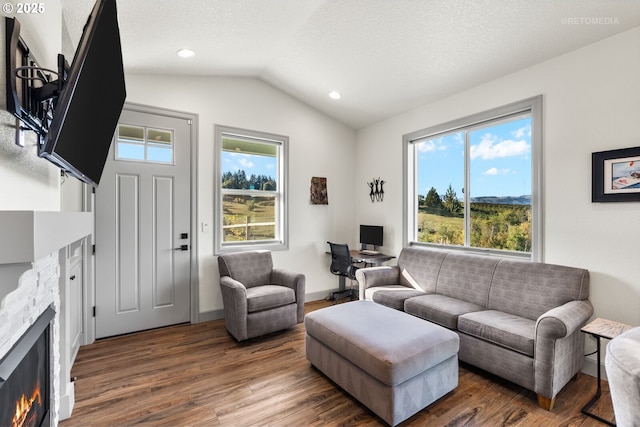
left=246, top=285, right=295, bottom=313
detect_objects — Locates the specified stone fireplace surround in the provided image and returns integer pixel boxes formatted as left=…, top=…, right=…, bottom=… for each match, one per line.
left=0, top=211, right=93, bottom=425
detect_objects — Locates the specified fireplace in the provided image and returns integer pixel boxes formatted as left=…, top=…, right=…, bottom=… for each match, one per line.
left=0, top=307, right=54, bottom=427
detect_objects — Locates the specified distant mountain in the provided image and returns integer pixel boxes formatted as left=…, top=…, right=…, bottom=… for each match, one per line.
left=470, top=195, right=531, bottom=205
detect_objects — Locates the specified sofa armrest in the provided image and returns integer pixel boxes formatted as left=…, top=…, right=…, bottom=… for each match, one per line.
left=272, top=268, right=306, bottom=322
left=355, top=266, right=402, bottom=299
left=536, top=299, right=594, bottom=339
left=534, top=299, right=594, bottom=401
left=355, top=266, right=401, bottom=288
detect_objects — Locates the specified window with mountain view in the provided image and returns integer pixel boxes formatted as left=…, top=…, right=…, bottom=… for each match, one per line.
left=214, top=126, right=288, bottom=253
left=404, top=96, right=542, bottom=259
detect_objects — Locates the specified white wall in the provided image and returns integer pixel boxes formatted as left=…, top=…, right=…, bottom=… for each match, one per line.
left=356, top=27, right=640, bottom=328
left=124, top=74, right=356, bottom=313
left=1, top=5, right=63, bottom=210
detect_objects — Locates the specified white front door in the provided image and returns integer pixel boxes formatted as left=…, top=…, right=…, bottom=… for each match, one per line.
left=95, top=106, right=192, bottom=338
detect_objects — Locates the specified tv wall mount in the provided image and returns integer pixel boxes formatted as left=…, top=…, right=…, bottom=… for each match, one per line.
left=5, top=17, right=69, bottom=147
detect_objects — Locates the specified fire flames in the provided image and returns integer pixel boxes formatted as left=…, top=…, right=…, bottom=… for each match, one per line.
left=12, top=382, right=42, bottom=427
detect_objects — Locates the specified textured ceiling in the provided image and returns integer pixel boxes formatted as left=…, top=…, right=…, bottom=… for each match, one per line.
left=61, top=0, right=640, bottom=129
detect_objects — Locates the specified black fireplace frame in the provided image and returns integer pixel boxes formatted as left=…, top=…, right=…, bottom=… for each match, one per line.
left=0, top=305, right=55, bottom=427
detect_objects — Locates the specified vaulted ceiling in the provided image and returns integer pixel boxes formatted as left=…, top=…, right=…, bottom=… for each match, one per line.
left=61, top=0, right=640, bottom=129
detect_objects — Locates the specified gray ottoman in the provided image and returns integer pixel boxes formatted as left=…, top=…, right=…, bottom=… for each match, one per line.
left=305, top=301, right=459, bottom=426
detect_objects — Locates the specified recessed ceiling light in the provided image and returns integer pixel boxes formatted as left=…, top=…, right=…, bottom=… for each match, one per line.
left=177, top=49, right=195, bottom=58
left=328, top=91, right=342, bottom=100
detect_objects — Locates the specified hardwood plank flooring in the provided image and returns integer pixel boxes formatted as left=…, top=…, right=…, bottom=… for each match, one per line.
left=62, top=300, right=616, bottom=426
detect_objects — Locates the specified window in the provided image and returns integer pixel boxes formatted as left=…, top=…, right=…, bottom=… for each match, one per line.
left=403, top=96, right=542, bottom=260
left=116, top=125, right=174, bottom=164
left=214, top=126, right=288, bottom=254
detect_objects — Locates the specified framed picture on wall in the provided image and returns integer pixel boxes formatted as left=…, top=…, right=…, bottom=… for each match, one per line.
left=592, top=146, right=640, bottom=202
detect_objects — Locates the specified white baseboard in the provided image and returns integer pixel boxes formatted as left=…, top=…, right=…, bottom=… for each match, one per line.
left=582, top=356, right=606, bottom=381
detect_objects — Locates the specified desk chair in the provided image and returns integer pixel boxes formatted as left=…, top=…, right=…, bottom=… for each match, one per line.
left=327, top=241, right=359, bottom=302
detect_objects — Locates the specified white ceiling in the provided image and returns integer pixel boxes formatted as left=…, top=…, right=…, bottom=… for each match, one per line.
left=61, top=0, right=640, bottom=129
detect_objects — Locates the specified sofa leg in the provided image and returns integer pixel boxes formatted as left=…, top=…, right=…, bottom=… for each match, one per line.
left=537, top=394, right=555, bottom=411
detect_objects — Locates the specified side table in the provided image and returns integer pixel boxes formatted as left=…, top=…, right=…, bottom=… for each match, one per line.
left=581, top=317, right=633, bottom=426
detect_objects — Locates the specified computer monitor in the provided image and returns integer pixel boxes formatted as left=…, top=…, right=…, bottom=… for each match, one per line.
left=360, top=225, right=383, bottom=250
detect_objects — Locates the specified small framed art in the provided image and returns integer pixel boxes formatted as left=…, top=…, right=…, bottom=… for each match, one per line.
left=592, top=146, right=640, bottom=202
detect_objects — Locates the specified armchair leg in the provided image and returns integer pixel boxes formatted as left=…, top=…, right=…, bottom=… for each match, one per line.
left=537, top=394, right=555, bottom=411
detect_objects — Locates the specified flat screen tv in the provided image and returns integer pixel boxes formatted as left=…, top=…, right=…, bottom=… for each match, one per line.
left=40, top=0, right=126, bottom=186
left=359, top=225, right=383, bottom=249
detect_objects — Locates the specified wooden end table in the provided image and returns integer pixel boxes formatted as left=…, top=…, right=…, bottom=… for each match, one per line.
left=581, top=317, right=633, bottom=426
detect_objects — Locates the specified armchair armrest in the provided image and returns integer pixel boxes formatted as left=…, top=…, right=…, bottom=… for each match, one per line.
left=219, top=276, right=248, bottom=341
left=536, top=299, right=594, bottom=340
left=272, top=268, right=304, bottom=290
left=272, top=268, right=306, bottom=322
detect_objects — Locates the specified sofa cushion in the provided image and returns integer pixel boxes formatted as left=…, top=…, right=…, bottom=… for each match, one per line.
left=372, top=289, right=426, bottom=311
left=458, top=310, right=536, bottom=356
left=364, top=284, right=421, bottom=301
left=246, top=285, right=295, bottom=313
left=488, top=259, right=590, bottom=320
left=397, top=247, right=447, bottom=293
left=435, top=252, right=499, bottom=308
left=405, top=294, right=485, bottom=329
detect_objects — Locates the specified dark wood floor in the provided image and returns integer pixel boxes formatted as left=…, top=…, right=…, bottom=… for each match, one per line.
left=62, top=300, right=616, bottom=426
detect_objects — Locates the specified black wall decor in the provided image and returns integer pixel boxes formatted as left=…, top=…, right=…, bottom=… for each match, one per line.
left=368, top=178, right=385, bottom=202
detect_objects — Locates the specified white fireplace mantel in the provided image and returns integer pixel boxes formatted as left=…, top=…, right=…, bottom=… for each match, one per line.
left=0, top=210, right=93, bottom=264
left=0, top=210, right=93, bottom=302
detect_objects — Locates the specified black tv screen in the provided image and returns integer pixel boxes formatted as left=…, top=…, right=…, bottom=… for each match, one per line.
left=40, top=0, right=126, bottom=186
left=360, top=225, right=383, bottom=247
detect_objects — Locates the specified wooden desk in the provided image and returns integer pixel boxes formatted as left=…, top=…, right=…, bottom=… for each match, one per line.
left=349, top=250, right=395, bottom=266
left=581, top=318, right=633, bottom=426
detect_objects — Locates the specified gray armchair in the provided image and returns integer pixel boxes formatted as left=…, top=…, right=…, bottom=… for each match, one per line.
left=605, top=326, right=640, bottom=427
left=217, top=250, right=305, bottom=341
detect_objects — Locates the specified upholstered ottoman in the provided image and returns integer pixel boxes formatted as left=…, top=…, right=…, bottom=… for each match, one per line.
left=305, top=301, right=459, bottom=426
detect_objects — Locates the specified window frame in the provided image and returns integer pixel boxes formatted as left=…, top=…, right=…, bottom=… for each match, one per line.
left=115, top=124, right=175, bottom=165
left=403, top=96, right=543, bottom=261
left=214, top=125, right=289, bottom=254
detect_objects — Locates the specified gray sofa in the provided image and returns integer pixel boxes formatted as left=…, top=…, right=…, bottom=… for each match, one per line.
left=355, top=246, right=592, bottom=410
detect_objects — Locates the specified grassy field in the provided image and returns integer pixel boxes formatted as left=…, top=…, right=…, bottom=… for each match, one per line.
left=418, top=212, right=464, bottom=245
left=222, top=196, right=275, bottom=241
left=418, top=203, right=532, bottom=252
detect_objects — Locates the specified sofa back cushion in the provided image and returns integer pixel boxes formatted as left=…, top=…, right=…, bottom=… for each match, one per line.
left=397, top=246, right=447, bottom=293
left=436, top=252, right=499, bottom=308
left=488, top=259, right=590, bottom=320
left=217, top=250, right=273, bottom=288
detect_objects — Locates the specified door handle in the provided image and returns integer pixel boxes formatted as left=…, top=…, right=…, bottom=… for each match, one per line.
left=174, top=244, right=189, bottom=251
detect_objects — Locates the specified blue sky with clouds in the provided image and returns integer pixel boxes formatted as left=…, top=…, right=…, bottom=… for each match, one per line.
left=222, top=151, right=277, bottom=179
left=417, top=117, right=532, bottom=199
